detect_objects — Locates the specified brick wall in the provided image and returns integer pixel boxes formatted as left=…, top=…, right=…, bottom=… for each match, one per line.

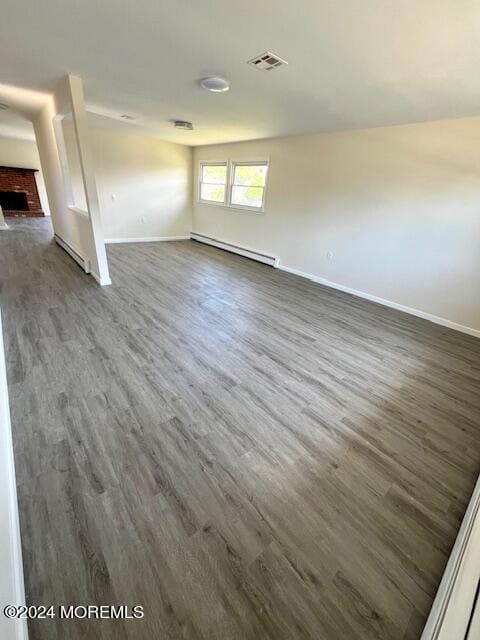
left=0, top=166, right=44, bottom=216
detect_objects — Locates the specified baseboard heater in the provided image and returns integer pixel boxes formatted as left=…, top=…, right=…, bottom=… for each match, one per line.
left=190, top=233, right=278, bottom=267
left=54, top=233, right=90, bottom=273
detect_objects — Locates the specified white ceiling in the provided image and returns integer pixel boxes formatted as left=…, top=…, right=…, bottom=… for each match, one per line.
left=1, top=0, right=480, bottom=146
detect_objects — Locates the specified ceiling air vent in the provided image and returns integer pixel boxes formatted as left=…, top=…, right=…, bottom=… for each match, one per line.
left=248, top=51, right=288, bottom=71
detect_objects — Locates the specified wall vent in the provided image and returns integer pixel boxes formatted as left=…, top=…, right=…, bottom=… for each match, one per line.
left=248, top=51, right=288, bottom=71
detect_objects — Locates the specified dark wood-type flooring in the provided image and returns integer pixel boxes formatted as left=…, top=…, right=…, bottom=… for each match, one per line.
left=1, top=217, right=480, bottom=640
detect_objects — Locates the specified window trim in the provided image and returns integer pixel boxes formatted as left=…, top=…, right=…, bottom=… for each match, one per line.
left=198, top=161, right=228, bottom=206
left=228, top=160, right=269, bottom=212
left=197, top=158, right=270, bottom=214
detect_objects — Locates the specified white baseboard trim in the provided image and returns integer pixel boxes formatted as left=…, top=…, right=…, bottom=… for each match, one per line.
left=276, top=263, right=480, bottom=338
left=54, top=233, right=90, bottom=274
left=421, top=474, right=480, bottom=640
left=190, top=233, right=278, bottom=267
left=105, top=235, right=190, bottom=244
left=91, top=271, right=112, bottom=287
left=0, top=311, right=28, bottom=640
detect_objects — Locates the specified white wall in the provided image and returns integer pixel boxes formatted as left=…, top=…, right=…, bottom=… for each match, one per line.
left=33, top=100, right=73, bottom=240
left=60, top=116, right=87, bottom=212
left=193, top=116, right=480, bottom=333
left=0, top=135, right=50, bottom=215
left=33, top=98, right=97, bottom=267
left=61, top=122, right=192, bottom=242
left=97, top=128, right=192, bottom=241
left=33, top=76, right=111, bottom=285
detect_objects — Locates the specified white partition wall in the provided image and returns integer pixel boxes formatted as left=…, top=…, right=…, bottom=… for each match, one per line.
left=0, top=311, right=27, bottom=640
left=33, top=75, right=110, bottom=285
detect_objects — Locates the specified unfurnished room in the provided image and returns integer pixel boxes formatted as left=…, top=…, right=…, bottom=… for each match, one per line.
left=0, top=2, right=479, bottom=639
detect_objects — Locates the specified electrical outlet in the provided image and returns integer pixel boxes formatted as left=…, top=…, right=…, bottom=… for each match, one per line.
left=326, top=251, right=334, bottom=261
left=141, top=216, right=147, bottom=224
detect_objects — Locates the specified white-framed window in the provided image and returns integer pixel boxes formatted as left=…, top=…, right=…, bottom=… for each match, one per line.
left=197, top=159, right=269, bottom=213
left=229, top=161, right=268, bottom=211
left=198, top=161, right=228, bottom=205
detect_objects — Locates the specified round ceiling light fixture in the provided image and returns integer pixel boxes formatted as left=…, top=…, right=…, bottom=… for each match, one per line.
left=174, top=120, right=194, bottom=130
left=200, top=76, right=230, bottom=93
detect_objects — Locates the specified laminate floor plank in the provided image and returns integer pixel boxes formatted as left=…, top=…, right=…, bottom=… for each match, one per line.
left=1, top=217, right=480, bottom=640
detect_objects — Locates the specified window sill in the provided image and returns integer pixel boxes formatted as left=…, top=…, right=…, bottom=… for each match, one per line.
left=197, top=200, right=264, bottom=214
left=198, top=199, right=227, bottom=208
left=68, top=205, right=89, bottom=219
left=229, top=204, right=264, bottom=214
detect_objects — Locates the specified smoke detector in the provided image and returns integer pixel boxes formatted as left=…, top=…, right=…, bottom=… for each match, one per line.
left=248, top=51, right=288, bottom=71
left=200, top=76, right=230, bottom=93
left=0, top=103, right=10, bottom=110
left=174, top=120, right=194, bottom=130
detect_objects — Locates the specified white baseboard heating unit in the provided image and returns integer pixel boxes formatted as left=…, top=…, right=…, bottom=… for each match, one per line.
left=54, top=234, right=90, bottom=273
left=190, top=233, right=278, bottom=267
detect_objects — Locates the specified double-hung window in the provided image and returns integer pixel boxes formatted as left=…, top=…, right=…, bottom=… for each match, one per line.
left=229, top=161, right=268, bottom=211
left=199, top=162, right=228, bottom=205
left=198, top=159, right=269, bottom=212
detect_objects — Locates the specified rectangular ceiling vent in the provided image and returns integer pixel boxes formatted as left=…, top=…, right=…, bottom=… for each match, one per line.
left=248, top=51, right=288, bottom=71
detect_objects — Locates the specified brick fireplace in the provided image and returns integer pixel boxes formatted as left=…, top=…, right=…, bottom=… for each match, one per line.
left=0, top=166, right=44, bottom=217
